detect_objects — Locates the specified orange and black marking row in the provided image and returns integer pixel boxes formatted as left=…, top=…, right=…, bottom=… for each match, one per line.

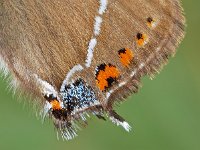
left=136, top=17, right=158, bottom=46
left=118, top=48, right=134, bottom=67
left=96, top=64, right=120, bottom=91
left=96, top=17, right=158, bottom=91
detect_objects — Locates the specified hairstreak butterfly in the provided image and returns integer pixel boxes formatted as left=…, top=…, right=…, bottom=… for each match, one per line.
left=0, top=0, right=185, bottom=140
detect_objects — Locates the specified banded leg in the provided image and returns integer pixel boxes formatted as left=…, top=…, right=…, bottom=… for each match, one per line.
left=109, top=110, right=131, bottom=132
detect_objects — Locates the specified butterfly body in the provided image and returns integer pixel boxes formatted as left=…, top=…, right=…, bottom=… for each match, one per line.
left=0, top=0, right=185, bottom=140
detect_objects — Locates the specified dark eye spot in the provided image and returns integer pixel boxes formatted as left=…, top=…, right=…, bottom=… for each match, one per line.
left=147, top=17, right=153, bottom=23
left=106, top=77, right=116, bottom=87
left=118, top=48, right=126, bottom=55
left=96, top=63, right=106, bottom=77
left=137, top=33, right=143, bottom=40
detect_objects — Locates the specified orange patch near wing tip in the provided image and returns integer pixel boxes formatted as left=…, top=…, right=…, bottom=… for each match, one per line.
left=119, top=48, right=134, bottom=67
left=96, top=64, right=120, bottom=91
left=50, top=100, right=61, bottom=110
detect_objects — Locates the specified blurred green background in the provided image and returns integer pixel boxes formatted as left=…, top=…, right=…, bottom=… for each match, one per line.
left=0, top=0, right=200, bottom=150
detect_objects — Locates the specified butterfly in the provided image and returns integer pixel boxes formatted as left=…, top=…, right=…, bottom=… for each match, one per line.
left=0, top=0, right=185, bottom=140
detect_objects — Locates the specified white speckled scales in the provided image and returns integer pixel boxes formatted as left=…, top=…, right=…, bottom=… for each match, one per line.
left=0, top=0, right=185, bottom=140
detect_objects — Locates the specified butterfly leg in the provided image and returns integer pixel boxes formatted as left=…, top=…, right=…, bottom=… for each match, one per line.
left=91, top=105, right=106, bottom=121
left=108, top=110, right=132, bottom=132
left=94, top=112, right=106, bottom=121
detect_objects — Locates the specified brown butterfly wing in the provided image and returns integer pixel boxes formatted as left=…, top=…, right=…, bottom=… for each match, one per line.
left=0, top=0, right=185, bottom=137
left=0, top=0, right=99, bottom=99
left=0, top=0, right=184, bottom=104
left=86, top=0, right=185, bottom=109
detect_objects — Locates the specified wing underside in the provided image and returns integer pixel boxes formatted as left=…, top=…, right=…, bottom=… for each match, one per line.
left=86, top=0, right=185, bottom=108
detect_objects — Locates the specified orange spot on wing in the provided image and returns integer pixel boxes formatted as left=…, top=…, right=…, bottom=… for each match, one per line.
left=147, top=17, right=157, bottom=28
left=136, top=33, right=148, bottom=47
left=96, top=76, right=108, bottom=91
left=50, top=100, right=61, bottom=110
left=119, top=48, right=134, bottom=67
left=96, top=64, right=120, bottom=91
left=105, top=65, right=120, bottom=78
